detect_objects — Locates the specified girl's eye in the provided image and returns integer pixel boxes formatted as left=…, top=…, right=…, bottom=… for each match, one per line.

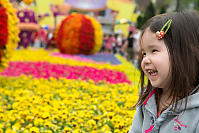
left=152, top=49, right=158, bottom=53
left=142, top=52, right=146, bottom=57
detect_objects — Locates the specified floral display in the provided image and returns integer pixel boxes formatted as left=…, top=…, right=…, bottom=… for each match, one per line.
left=0, top=0, right=20, bottom=72
left=23, top=0, right=34, bottom=5
left=79, top=15, right=94, bottom=54
left=0, top=48, right=140, bottom=132
left=0, top=5, right=8, bottom=49
left=86, top=15, right=103, bottom=54
left=1, top=61, right=131, bottom=84
left=17, top=9, right=39, bottom=48
left=50, top=52, right=106, bottom=64
left=0, top=76, right=138, bottom=132
left=56, top=13, right=103, bottom=55
left=9, top=48, right=140, bottom=81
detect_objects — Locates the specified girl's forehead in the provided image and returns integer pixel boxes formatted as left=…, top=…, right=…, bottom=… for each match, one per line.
left=142, top=28, right=155, bottom=39
left=140, top=29, right=155, bottom=45
left=140, top=29, right=166, bottom=50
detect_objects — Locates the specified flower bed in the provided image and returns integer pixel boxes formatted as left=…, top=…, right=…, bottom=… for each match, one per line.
left=1, top=61, right=131, bottom=84
left=0, top=48, right=140, bottom=132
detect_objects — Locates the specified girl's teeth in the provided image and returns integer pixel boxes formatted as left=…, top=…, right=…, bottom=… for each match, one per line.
left=151, top=71, right=157, bottom=76
left=147, top=70, right=153, bottom=73
left=147, top=70, right=158, bottom=75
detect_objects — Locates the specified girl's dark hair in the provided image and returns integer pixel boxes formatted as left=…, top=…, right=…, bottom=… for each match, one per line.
left=136, top=11, right=199, bottom=112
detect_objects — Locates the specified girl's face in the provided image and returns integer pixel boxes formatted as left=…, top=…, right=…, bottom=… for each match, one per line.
left=141, top=28, right=171, bottom=90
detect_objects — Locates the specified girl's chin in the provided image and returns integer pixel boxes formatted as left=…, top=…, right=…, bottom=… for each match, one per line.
left=150, top=81, right=160, bottom=88
left=151, top=84, right=159, bottom=88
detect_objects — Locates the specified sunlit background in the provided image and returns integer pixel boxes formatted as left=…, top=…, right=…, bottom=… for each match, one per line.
left=0, top=0, right=198, bottom=132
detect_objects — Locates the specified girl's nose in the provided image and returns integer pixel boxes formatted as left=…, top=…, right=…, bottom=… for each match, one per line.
left=142, top=56, right=151, bottom=64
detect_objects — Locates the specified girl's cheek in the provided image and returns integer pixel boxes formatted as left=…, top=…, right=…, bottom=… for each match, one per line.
left=141, top=61, right=145, bottom=71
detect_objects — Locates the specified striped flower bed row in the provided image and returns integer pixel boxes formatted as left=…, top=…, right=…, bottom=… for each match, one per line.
left=1, top=61, right=131, bottom=84
left=0, top=48, right=140, bottom=132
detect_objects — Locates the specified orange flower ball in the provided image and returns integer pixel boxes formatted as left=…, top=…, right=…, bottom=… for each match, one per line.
left=55, top=13, right=103, bottom=55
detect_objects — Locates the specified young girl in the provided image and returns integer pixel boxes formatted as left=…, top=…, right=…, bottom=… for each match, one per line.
left=129, top=11, right=199, bottom=133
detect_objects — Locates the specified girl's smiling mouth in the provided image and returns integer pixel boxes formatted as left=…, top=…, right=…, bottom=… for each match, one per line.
left=147, top=69, right=158, bottom=76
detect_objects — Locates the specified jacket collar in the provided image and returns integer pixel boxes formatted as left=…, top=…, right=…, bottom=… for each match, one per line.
left=144, top=88, right=158, bottom=117
left=144, top=85, right=199, bottom=116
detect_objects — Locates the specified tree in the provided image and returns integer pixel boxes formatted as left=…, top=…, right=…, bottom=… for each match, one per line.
left=155, top=0, right=172, bottom=13
left=176, top=0, right=180, bottom=11
left=174, top=0, right=199, bottom=11
left=159, top=5, right=167, bottom=14
left=136, top=1, right=156, bottom=29
left=134, top=0, right=150, bottom=13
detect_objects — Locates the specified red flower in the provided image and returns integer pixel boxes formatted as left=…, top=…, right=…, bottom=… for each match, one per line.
left=0, top=4, right=8, bottom=61
left=79, top=15, right=94, bottom=55
left=56, top=15, right=74, bottom=50
left=0, top=5, right=8, bottom=48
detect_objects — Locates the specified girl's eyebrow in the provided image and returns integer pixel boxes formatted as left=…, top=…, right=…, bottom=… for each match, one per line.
left=148, top=44, right=158, bottom=49
left=140, top=44, right=158, bottom=51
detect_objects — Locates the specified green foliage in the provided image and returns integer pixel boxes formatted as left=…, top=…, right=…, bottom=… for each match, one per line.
left=194, top=0, right=199, bottom=11
left=159, top=5, right=167, bottom=14
left=136, top=2, right=156, bottom=29
left=175, top=0, right=199, bottom=11
left=136, top=15, right=144, bottom=29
